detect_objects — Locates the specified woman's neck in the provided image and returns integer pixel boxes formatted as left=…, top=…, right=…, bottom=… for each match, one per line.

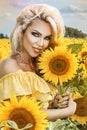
left=13, top=51, right=35, bottom=72
left=19, top=51, right=32, bottom=64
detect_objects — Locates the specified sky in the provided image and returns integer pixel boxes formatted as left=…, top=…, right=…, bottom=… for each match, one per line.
left=0, top=0, right=87, bottom=36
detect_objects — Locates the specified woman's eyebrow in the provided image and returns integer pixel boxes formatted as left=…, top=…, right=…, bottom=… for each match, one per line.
left=46, top=35, right=52, bottom=37
left=33, top=30, right=52, bottom=37
left=32, top=30, right=41, bottom=35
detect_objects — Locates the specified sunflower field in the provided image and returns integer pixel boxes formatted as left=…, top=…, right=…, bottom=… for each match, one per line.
left=38, top=37, right=87, bottom=130
left=0, top=37, right=87, bottom=130
left=0, top=38, right=11, bottom=61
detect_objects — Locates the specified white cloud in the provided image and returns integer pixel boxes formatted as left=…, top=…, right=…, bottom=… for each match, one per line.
left=9, top=0, right=45, bottom=8
left=60, top=4, right=87, bottom=14
left=0, top=0, right=87, bottom=35
left=0, top=12, right=11, bottom=19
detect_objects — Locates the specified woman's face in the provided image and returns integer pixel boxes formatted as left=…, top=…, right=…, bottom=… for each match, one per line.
left=23, top=18, right=52, bottom=57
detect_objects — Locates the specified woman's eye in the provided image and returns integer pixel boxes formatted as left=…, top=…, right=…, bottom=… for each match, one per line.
left=45, top=36, right=51, bottom=41
left=31, top=32, right=39, bottom=37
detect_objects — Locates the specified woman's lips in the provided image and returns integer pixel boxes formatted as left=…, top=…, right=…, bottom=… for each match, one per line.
left=33, top=47, right=42, bottom=53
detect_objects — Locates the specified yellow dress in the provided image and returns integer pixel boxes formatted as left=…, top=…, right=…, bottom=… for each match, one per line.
left=0, top=70, right=58, bottom=108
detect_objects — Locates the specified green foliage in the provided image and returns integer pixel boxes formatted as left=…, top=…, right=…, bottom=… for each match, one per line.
left=77, top=124, right=87, bottom=130
left=0, top=33, right=8, bottom=39
left=49, top=118, right=79, bottom=130
left=67, top=43, right=83, bottom=54
left=76, top=78, right=87, bottom=96
left=65, top=26, right=87, bottom=38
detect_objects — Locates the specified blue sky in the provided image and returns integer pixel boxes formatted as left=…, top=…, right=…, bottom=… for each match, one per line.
left=0, top=0, right=87, bottom=36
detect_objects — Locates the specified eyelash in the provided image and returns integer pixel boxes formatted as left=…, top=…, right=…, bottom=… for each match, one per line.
left=31, top=32, right=39, bottom=37
left=45, top=37, right=51, bottom=41
left=31, top=32, right=51, bottom=41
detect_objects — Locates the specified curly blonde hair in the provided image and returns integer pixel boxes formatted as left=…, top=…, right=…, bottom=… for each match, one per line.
left=10, top=4, right=65, bottom=56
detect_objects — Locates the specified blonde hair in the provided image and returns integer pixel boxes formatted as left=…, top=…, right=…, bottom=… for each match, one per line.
left=10, top=4, right=65, bottom=55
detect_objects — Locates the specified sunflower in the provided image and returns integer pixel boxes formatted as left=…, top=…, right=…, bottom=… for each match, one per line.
left=38, top=46, right=78, bottom=85
left=71, top=92, right=87, bottom=125
left=82, top=60, right=87, bottom=78
left=78, top=46, right=87, bottom=60
left=0, top=95, right=48, bottom=130
left=78, top=47, right=87, bottom=78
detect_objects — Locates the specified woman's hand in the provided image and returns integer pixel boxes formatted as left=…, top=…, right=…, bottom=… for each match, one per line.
left=49, top=91, right=71, bottom=109
left=67, top=96, right=77, bottom=115
left=58, top=91, right=71, bottom=108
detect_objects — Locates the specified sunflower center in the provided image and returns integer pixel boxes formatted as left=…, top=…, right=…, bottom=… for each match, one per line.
left=84, top=60, right=87, bottom=69
left=49, top=55, right=70, bottom=75
left=9, top=108, right=35, bottom=130
left=82, top=52, right=87, bottom=58
left=75, top=97, right=87, bottom=116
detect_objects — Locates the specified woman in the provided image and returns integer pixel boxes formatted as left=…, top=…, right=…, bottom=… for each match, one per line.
left=0, top=4, right=76, bottom=121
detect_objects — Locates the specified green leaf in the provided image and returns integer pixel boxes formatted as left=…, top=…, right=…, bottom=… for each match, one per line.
left=0, top=121, right=5, bottom=130
left=6, top=120, right=33, bottom=130
left=6, top=120, right=19, bottom=129
left=76, top=78, right=87, bottom=96
left=22, top=123, right=33, bottom=130
left=55, top=125, right=65, bottom=130
left=49, top=118, right=80, bottom=130
left=0, top=126, right=5, bottom=130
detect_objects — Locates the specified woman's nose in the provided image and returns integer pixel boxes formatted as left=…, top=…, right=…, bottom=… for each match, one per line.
left=37, top=38, right=44, bottom=47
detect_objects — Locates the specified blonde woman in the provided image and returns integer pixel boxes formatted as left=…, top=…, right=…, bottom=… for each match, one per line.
left=0, top=4, right=76, bottom=121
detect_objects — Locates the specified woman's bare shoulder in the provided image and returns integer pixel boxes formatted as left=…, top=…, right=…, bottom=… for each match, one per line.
left=0, top=58, right=20, bottom=78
